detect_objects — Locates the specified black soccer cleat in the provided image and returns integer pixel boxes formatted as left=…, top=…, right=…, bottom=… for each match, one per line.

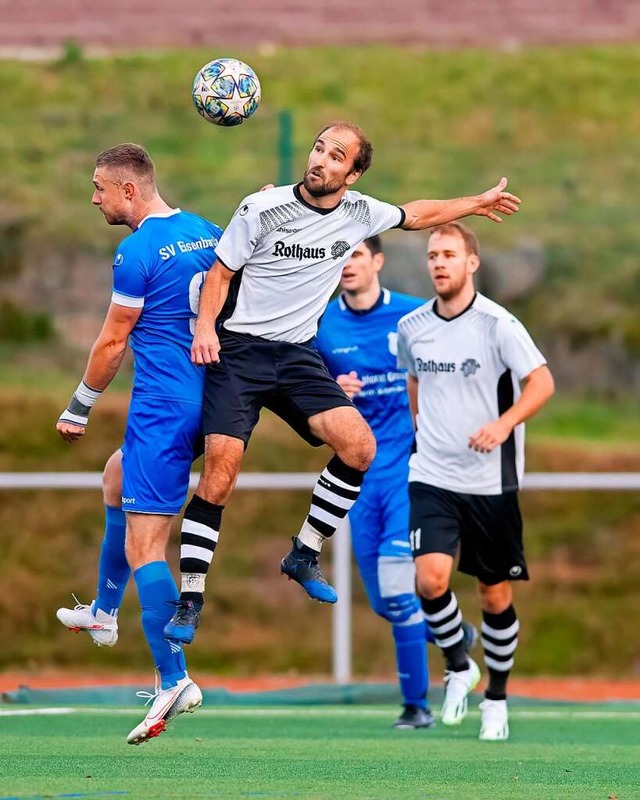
left=392, top=704, right=436, bottom=729
left=163, top=599, right=203, bottom=645
left=280, top=537, right=338, bottom=604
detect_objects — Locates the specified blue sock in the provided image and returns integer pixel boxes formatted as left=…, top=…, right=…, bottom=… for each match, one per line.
left=94, top=505, right=130, bottom=616
left=393, top=620, right=429, bottom=708
left=134, top=561, right=186, bottom=689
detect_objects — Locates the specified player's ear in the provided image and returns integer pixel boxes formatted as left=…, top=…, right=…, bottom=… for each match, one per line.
left=122, top=181, right=136, bottom=200
left=468, top=254, right=480, bottom=274
left=346, top=169, right=362, bottom=187
left=373, top=252, right=385, bottom=273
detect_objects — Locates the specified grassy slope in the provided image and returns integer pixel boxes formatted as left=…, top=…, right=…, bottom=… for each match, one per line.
left=0, top=45, right=639, bottom=346
left=0, top=384, right=639, bottom=676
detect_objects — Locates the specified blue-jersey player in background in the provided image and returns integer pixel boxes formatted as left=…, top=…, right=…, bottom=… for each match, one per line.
left=316, top=236, right=476, bottom=729
left=55, top=144, right=223, bottom=744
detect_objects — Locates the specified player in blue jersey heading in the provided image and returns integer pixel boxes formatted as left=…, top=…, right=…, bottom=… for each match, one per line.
left=316, top=236, right=476, bottom=729
left=55, top=143, right=223, bottom=744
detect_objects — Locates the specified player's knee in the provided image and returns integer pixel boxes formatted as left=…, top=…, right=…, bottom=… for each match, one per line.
left=342, top=428, right=376, bottom=471
left=478, top=581, right=512, bottom=613
left=377, top=593, right=421, bottom=624
left=415, top=571, right=449, bottom=600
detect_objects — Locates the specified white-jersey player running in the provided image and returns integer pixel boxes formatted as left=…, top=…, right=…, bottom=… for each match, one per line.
left=397, top=221, right=554, bottom=741
left=164, top=120, right=523, bottom=645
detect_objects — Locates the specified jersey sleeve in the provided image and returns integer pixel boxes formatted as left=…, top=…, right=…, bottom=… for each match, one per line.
left=396, top=325, right=416, bottom=376
left=212, top=201, right=260, bottom=271
left=111, top=236, right=149, bottom=308
left=496, top=314, right=547, bottom=380
left=366, top=196, right=405, bottom=236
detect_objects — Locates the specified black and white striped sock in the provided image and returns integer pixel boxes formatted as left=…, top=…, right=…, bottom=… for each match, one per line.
left=179, top=494, right=224, bottom=604
left=297, top=455, right=366, bottom=552
left=482, top=605, right=519, bottom=700
left=421, top=590, right=468, bottom=672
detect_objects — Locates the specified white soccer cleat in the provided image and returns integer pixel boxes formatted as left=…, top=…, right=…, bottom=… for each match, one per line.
left=441, top=657, right=481, bottom=725
left=479, top=698, right=509, bottom=741
left=127, top=675, right=203, bottom=745
left=56, top=596, right=118, bottom=647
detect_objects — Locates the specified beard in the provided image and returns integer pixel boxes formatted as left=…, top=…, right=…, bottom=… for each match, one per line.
left=302, top=169, right=344, bottom=197
left=433, top=277, right=466, bottom=301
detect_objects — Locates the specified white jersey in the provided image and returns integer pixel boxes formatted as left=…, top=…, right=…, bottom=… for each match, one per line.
left=214, top=183, right=404, bottom=342
left=397, top=293, right=547, bottom=495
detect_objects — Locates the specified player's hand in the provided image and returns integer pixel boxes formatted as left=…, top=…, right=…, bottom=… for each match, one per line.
left=336, top=371, right=363, bottom=399
left=191, top=323, right=220, bottom=365
left=474, top=177, right=521, bottom=223
left=56, top=419, right=86, bottom=443
left=468, top=419, right=512, bottom=453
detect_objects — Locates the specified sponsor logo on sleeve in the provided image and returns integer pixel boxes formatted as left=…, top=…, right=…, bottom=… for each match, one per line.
left=114, top=253, right=124, bottom=267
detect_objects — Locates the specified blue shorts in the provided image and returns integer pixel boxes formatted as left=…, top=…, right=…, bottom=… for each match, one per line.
left=349, top=460, right=412, bottom=567
left=121, top=395, right=203, bottom=515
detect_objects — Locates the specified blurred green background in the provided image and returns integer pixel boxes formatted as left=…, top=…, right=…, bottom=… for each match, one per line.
left=0, top=44, right=638, bottom=678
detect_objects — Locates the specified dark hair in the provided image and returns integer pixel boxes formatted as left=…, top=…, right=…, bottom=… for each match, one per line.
left=94, top=143, right=156, bottom=185
left=315, top=121, right=373, bottom=176
left=362, top=235, right=383, bottom=256
left=428, top=221, right=479, bottom=257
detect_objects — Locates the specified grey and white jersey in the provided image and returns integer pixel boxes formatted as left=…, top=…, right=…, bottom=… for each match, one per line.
left=397, top=293, right=547, bottom=495
left=214, top=183, right=404, bottom=342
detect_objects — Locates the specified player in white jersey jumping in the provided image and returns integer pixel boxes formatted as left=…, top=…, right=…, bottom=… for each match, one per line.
left=163, top=120, right=522, bottom=645
left=397, top=221, right=554, bottom=741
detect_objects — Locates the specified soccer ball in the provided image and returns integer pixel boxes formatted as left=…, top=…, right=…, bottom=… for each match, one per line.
left=192, top=57, right=261, bottom=127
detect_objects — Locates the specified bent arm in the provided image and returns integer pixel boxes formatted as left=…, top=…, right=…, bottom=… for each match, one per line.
left=468, top=364, right=555, bottom=453
left=499, top=364, right=555, bottom=430
left=191, top=259, right=236, bottom=364
left=83, top=303, right=141, bottom=389
left=57, top=303, right=140, bottom=442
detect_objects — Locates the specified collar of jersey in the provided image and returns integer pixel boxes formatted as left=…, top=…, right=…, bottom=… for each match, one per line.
left=432, top=291, right=477, bottom=322
left=137, top=208, right=182, bottom=229
left=340, top=288, right=390, bottom=316
left=293, top=183, right=342, bottom=215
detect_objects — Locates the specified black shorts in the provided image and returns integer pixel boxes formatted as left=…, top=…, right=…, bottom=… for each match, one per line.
left=202, top=329, right=354, bottom=447
left=408, top=482, right=528, bottom=585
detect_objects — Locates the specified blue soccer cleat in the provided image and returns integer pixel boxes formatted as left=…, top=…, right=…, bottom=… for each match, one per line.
left=280, top=537, right=338, bottom=604
left=163, top=599, right=203, bottom=645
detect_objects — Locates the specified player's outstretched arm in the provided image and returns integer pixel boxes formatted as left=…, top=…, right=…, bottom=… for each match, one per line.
left=400, top=177, right=521, bottom=230
left=56, top=303, right=140, bottom=443
left=191, top=260, right=235, bottom=365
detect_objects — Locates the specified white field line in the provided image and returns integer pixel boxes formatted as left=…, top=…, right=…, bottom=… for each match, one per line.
left=1, top=707, right=640, bottom=719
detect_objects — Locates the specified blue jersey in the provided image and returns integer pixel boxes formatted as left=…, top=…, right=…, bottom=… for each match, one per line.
left=111, top=209, right=223, bottom=405
left=315, top=288, right=424, bottom=469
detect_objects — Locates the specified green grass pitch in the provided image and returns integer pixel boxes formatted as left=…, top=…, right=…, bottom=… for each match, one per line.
left=1, top=706, right=638, bottom=800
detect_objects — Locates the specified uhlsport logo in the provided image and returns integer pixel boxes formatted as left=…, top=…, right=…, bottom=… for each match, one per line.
left=114, top=253, right=124, bottom=267
left=461, top=358, right=481, bottom=377
left=509, top=565, right=523, bottom=577
left=331, top=240, right=350, bottom=260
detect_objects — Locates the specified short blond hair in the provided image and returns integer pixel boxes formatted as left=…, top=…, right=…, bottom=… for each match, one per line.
left=428, top=221, right=479, bottom=257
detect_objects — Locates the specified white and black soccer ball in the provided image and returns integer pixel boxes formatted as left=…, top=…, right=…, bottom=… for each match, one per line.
left=192, top=57, right=261, bottom=127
